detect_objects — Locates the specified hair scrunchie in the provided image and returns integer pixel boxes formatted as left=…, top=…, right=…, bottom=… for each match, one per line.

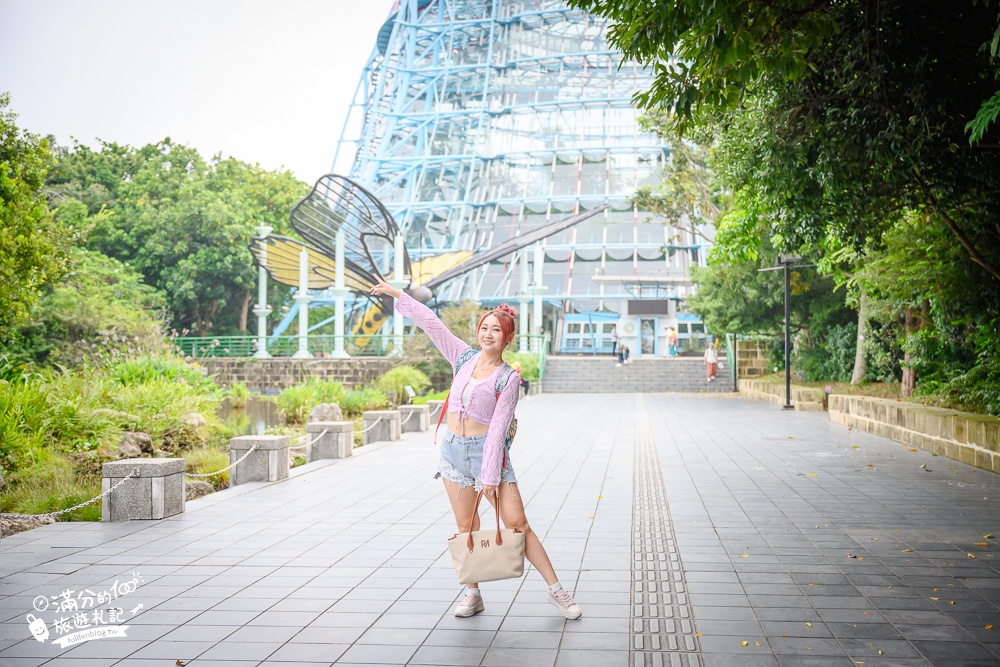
left=493, top=303, right=517, bottom=320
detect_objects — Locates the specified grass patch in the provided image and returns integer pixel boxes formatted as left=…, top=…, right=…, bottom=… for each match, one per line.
left=753, top=372, right=982, bottom=413
left=0, top=452, right=102, bottom=521
left=184, top=446, right=230, bottom=489
left=412, top=389, right=448, bottom=405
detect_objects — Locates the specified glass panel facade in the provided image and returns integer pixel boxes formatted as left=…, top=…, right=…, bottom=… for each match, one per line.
left=337, top=0, right=713, bottom=312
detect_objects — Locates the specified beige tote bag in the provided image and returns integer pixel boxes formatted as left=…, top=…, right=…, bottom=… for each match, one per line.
left=447, top=489, right=525, bottom=584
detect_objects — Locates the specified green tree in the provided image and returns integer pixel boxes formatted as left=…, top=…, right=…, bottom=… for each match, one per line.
left=571, top=0, right=1000, bottom=283
left=4, top=246, right=166, bottom=366
left=0, top=93, right=71, bottom=338
left=47, top=140, right=308, bottom=335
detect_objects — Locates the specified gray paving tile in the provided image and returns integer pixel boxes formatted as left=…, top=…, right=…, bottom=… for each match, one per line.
left=481, top=646, right=557, bottom=667
left=1, top=394, right=999, bottom=667
left=336, top=643, right=418, bottom=664
left=408, top=645, right=488, bottom=666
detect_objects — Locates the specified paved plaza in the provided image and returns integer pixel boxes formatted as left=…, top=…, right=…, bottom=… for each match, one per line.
left=2, top=393, right=1000, bottom=667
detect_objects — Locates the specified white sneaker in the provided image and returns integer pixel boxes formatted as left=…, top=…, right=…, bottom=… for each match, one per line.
left=615, top=362, right=621, bottom=367
left=547, top=589, right=582, bottom=619
left=454, top=590, right=484, bottom=617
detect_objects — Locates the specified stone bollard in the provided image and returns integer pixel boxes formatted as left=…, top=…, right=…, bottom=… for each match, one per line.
left=102, top=459, right=185, bottom=522
left=362, top=410, right=401, bottom=445
left=229, top=435, right=289, bottom=486
left=426, top=400, right=446, bottom=425
left=398, top=404, right=429, bottom=433
left=306, top=421, right=354, bottom=461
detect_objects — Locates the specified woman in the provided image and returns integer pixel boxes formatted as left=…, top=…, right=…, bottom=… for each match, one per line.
left=704, top=341, right=719, bottom=382
left=369, top=280, right=582, bottom=620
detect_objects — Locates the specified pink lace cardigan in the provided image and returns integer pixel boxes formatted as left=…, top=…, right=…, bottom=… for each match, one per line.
left=395, top=292, right=519, bottom=486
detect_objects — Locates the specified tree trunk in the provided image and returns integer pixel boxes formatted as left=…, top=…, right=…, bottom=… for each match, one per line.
left=850, top=290, right=868, bottom=384
left=238, top=288, right=252, bottom=332
left=901, top=308, right=917, bottom=397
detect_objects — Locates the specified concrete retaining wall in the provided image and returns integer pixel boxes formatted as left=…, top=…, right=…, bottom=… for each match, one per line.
left=199, top=359, right=393, bottom=390
left=736, top=339, right=771, bottom=380
left=739, top=378, right=826, bottom=411
left=829, top=395, right=1000, bottom=473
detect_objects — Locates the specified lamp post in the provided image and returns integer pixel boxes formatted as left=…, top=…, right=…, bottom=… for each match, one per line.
left=760, top=253, right=803, bottom=410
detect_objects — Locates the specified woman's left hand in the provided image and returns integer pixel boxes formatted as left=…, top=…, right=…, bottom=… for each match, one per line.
left=481, top=485, right=499, bottom=500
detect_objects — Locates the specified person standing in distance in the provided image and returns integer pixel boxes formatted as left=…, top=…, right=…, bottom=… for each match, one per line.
left=704, top=341, right=719, bottom=382
left=369, top=280, right=582, bottom=620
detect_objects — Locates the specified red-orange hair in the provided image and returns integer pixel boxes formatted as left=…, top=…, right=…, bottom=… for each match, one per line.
left=477, top=304, right=517, bottom=347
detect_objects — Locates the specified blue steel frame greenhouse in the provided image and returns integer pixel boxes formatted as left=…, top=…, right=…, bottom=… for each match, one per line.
left=333, top=0, right=713, bottom=355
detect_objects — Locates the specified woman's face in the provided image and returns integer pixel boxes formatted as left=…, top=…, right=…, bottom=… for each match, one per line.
left=477, top=314, right=505, bottom=355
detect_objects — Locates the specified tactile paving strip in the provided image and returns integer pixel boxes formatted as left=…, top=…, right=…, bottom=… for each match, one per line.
left=631, top=396, right=704, bottom=667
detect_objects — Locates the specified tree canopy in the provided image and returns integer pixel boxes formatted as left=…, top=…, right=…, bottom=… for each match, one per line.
left=47, top=140, right=308, bottom=335
left=0, top=93, right=71, bottom=339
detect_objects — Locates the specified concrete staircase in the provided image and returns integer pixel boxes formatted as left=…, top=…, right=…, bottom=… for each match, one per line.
left=542, top=356, right=735, bottom=393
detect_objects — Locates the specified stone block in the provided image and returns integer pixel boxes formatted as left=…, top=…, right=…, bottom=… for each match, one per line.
left=398, top=404, right=429, bottom=433
left=986, top=421, right=1000, bottom=452
left=306, top=421, right=353, bottom=461
left=426, top=400, right=446, bottom=424
left=229, top=435, right=289, bottom=485
left=363, top=410, right=401, bottom=445
left=101, top=458, right=185, bottom=522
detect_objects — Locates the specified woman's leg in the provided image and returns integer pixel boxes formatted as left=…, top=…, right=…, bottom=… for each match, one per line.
left=485, top=483, right=558, bottom=585
left=443, top=479, right=481, bottom=589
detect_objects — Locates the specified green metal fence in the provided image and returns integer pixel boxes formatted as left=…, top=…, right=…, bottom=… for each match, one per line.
left=174, top=333, right=552, bottom=364
left=173, top=334, right=406, bottom=359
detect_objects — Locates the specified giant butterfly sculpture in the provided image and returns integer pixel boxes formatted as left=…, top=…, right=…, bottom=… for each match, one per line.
left=250, top=174, right=607, bottom=342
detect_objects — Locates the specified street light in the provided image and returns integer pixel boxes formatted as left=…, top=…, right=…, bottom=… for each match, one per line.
left=760, top=253, right=803, bottom=410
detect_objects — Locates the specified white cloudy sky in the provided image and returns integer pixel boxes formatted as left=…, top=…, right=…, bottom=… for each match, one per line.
left=0, top=0, right=393, bottom=183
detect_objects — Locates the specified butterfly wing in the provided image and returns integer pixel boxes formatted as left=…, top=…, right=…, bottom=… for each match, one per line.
left=290, top=174, right=410, bottom=285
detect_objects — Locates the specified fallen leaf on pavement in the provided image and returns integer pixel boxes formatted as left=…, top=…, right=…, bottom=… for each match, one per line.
left=975, top=542, right=989, bottom=547
left=987, top=625, right=994, bottom=630
left=741, top=640, right=748, bottom=647
left=901, top=549, right=913, bottom=553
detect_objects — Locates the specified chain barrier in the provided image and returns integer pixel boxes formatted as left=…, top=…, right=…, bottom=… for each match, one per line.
left=355, top=417, right=384, bottom=434
left=185, top=444, right=258, bottom=478
left=289, top=428, right=329, bottom=451
left=399, top=410, right=415, bottom=425
left=0, top=468, right=141, bottom=519
left=427, top=403, right=443, bottom=417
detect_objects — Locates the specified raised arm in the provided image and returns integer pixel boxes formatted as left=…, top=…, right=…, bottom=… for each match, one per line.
left=370, top=281, right=470, bottom=366
left=480, top=371, right=519, bottom=487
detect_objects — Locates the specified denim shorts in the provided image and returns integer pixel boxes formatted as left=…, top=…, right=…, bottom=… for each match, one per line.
left=436, top=429, right=517, bottom=491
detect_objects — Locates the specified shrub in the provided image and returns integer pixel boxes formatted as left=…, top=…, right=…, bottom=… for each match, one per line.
left=502, top=351, right=539, bottom=382
left=113, top=355, right=219, bottom=394
left=275, top=378, right=347, bottom=425
left=412, top=389, right=449, bottom=405
left=184, top=446, right=230, bottom=489
left=339, top=388, right=391, bottom=417
left=228, top=382, right=251, bottom=409
left=939, top=350, right=1000, bottom=417
left=374, top=365, right=431, bottom=404
left=798, top=323, right=856, bottom=382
